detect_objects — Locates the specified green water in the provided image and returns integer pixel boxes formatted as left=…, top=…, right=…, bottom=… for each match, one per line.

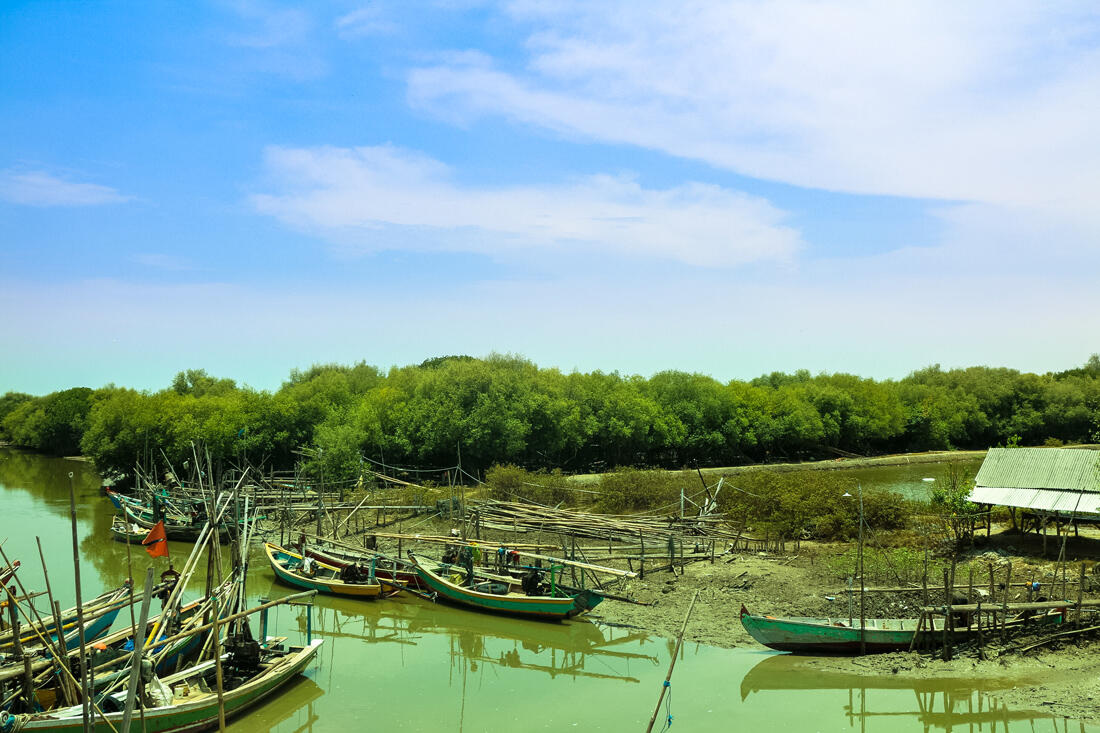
left=1, top=448, right=1092, bottom=732
left=801, top=458, right=985, bottom=501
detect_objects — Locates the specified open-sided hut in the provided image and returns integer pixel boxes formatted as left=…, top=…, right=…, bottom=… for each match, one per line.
left=969, top=447, right=1100, bottom=535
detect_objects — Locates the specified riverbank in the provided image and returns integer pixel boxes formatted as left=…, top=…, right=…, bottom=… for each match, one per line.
left=567, top=448, right=990, bottom=484
left=585, top=531, right=1100, bottom=725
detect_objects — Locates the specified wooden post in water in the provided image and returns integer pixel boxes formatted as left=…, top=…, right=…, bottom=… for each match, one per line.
left=1001, top=564, right=1012, bottom=641
left=68, top=471, right=93, bottom=733
left=639, top=531, right=645, bottom=579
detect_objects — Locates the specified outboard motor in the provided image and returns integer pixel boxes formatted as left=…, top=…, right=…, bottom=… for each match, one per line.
left=224, top=624, right=262, bottom=688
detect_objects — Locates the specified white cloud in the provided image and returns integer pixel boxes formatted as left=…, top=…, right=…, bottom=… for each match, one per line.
left=0, top=170, right=130, bottom=207
left=250, top=144, right=802, bottom=267
left=407, top=1, right=1100, bottom=216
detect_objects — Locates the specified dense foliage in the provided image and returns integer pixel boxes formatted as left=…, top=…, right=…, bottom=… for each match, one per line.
left=479, top=464, right=912, bottom=541
left=1, top=355, right=1099, bottom=481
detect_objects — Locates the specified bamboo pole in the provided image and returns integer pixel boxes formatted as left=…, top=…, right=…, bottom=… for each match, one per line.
left=68, top=472, right=92, bottom=733
left=35, top=536, right=74, bottom=705
left=121, top=567, right=155, bottom=732
left=5, top=584, right=32, bottom=711
left=208, top=479, right=228, bottom=732
left=645, top=590, right=700, bottom=733
left=1077, top=563, right=1086, bottom=626
left=149, top=591, right=317, bottom=652
left=941, top=568, right=951, bottom=661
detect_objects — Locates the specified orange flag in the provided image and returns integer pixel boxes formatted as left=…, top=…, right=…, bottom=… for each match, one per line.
left=142, top=521, right=169, bottom=559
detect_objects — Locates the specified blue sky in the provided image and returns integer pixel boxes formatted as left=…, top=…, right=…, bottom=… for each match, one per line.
left=2, top=1, right=1098, bottom=394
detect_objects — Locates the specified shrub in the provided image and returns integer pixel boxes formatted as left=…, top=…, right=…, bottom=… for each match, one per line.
left=484, top=465, right=575, bottom=506
left=593, top=468, right=692, bottom=514
left=719, top=470, right=912, bottom=541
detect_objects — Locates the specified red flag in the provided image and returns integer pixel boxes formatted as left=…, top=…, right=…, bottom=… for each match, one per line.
left=142, top=521, right=169, bottom=559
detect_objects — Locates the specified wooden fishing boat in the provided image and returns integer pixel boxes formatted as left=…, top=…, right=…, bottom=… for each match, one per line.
left=110, top=515, right=146, bottom=543
left=739, top=605, right=929, bottom=654
left=296, top=540, right=427, bottom=591
left=0, top=585, right=130, bottom=656
left=6, top=638, right=323, bottom=731
left=0, top=561, right=19, bottom=586
left=407, top=553, right=602, bottom=621
left=122, top=505, right=232, bottom=544
left=265, top=543, right=390, bottom=599
left=739, top=604, right=1064, bottom=654
left=108, top=490, right=233, bottom=543
left=1, top=589, right=223, bottom=696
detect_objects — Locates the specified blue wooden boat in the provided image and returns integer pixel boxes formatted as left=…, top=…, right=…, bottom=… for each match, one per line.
left=0, top=585, right=129, bottom=656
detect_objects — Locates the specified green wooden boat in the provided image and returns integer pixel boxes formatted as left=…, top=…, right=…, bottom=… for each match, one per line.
left=740, top=604, right=1064, bottom=654
left=407, top=553, right=602, bottom=621
left=265, top=543, right=389, bottom=599
left=6, top=639, right=323, bottom=731
left=740, top=604, right=925, bottom=654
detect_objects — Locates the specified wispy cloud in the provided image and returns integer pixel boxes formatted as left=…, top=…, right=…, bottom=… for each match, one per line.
left=335, top=6, right=398, bottom=39
left=0, top=170, right=131, bottom=207
left=131, top=253, right=196, bottom=271
left=407, top=2, right=1100, bottom=218
left=250, top=144, right=802, bottom=267
left=216, top=1, right=326, bottom=80
left=224, top=1, right=311, bottom=48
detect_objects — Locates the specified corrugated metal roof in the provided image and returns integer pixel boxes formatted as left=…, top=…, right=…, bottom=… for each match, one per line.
left=969, top=485, right=1100, bottom=515
left=974, top=447, right=1100, bottom=492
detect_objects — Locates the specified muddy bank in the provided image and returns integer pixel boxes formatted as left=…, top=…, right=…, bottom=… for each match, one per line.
left=586, top=538, right=1100, bottom=725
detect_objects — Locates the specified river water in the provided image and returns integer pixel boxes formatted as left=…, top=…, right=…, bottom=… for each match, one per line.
left=0, top=448, right=1091, bottom=732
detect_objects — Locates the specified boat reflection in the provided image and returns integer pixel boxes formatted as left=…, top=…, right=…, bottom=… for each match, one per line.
left=262, top=580, right=659, bottom=684
left=225, top=676, right=324, bottom=733
left=741, top=653, right=1087, bottom=732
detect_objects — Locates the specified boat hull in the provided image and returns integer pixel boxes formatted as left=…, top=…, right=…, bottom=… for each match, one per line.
left=14, top=640, right=322, bottom=732
left=265, top=543, right=384, bottom=599
left=410, top=556, right=600, bottom=621
left=739, top=605, right=1063, bottom=655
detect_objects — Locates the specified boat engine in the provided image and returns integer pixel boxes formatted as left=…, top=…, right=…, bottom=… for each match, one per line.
left=224, top=626, right=262, bottom=687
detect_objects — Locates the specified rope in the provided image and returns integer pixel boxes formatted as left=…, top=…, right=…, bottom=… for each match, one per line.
left=360, top=455, right=460, bottom=474
left=658, top=681, right=673, bottom=732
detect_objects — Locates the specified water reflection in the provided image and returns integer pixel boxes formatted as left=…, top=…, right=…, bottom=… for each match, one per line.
left=262, top=580, right=659, bottom=685
left=226, top=677, right=324, bottom=732
left=741, top=653, right=1087, bottom=732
